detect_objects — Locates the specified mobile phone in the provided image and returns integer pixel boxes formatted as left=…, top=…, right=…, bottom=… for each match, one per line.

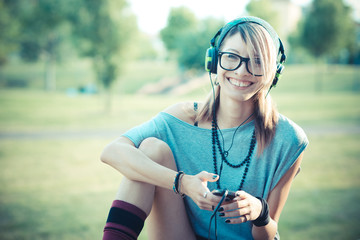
left=212, top=189, right=237, bottom=200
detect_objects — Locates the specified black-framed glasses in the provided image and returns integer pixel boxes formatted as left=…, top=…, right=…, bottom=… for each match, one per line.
left=218, top=52, right=264, bottom=76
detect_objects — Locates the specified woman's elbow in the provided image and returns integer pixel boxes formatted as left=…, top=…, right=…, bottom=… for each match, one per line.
left=100, top=144, right=113, bottom=164
left=100, top=141, right=122, bottom=165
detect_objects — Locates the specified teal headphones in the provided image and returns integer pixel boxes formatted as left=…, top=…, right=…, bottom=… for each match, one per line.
left=205, top=16, right=286, bottom=87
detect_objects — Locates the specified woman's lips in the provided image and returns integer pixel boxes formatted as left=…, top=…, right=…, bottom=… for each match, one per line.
left=227, top=77, right=253, bottom=87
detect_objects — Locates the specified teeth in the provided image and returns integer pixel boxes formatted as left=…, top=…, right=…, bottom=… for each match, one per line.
left=228, top=78, right=252, bottom=87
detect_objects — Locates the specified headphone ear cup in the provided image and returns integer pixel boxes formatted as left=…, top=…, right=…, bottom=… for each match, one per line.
left=272, top=64, right=284, bottom=87
left=205, top=47, right=218, bottom=74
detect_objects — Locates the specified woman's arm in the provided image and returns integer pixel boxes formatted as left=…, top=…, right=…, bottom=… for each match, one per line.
left=100, top=136, right=177, bottom=189
left=217, top=153, right=303, bottom=239
left=100, top=136, right=221, bottom=209
left=252, top=152, right=304, bottom=240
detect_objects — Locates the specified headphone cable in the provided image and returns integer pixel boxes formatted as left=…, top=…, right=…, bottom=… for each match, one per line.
left=208, top=189, right=228, bottom=240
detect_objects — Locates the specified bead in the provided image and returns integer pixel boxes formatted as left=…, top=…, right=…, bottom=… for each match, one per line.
left=212, top=119, right=256, bottom=190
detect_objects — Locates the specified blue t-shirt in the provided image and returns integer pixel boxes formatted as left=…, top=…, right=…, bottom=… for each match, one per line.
left=123, top=112, right=308, bottom=239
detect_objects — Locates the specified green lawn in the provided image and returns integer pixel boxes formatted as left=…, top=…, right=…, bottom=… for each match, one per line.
left=0, top=63, right=360, bottom=239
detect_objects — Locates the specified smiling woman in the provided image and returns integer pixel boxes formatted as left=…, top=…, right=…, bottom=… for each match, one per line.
left=100, top=16, right=307, bottom=240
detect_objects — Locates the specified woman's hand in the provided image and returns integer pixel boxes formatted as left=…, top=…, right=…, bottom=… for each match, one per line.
left=180, top=171, right=221, bottom=211
left=219, top=191, right=262, bottom=224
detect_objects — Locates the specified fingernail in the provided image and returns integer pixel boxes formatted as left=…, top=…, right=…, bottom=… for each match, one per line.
left=212, top=206, right=214, bottom=210
left=219, top=212, right=225, bottom=217
left=218, top=207, right=224, bottom=212
left=212, top=175, right=218, bottom=179
left=225, top=198, right=230, bottom=202
left=225, top=219, right=230, bottom=223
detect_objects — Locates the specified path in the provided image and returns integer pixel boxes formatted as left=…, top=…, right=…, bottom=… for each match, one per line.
left=1, top=125, right=360, bottom=140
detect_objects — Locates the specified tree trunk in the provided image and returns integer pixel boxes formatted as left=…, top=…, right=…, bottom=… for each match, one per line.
left=315, top=62, right=323, bottom=93
left=44, top=53, right=56, bottom=91
left=104, top=87, right=112, bottom=114
left=44, top=34, right=57, bottom=91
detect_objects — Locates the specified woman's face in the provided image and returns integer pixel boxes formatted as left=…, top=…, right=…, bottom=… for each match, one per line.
left=217, top=32, right=267, bottom=103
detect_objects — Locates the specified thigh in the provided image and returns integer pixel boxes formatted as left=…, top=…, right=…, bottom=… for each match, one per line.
left=147, top=187, right=196, bottom=240
left=139, top=138, right=196, bottom=240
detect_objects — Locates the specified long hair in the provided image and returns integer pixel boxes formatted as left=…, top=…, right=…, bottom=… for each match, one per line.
left=195, top=22, right=279, bottom=155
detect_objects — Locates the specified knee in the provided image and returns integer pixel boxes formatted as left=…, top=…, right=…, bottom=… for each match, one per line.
left=139, top=137, right=176, bottom=169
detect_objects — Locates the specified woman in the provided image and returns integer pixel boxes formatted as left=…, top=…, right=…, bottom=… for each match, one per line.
left=100, top=16, right=308, bottom=240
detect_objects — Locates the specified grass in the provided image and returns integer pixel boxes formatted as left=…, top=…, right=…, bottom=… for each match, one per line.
left=0, top=132, right=359, bottom=240
left=0, top=139, right=117, bottom=240
left=280, top=134, right=360, bottom=239
left=0, top=63, right=360, bottom=239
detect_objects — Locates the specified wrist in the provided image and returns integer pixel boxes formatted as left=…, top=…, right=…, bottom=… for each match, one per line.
left=172, top=171, right=185, bottom=197
left=179, top=174, right=192, bottom=196
left=252, top=197, right=270, bottom=227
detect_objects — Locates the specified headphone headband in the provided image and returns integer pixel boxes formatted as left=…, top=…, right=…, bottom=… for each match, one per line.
left=211, top=16, right=285, bottom=63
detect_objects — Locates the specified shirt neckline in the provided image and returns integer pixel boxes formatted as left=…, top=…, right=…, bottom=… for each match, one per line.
left=160, top=112, right=255, bottom=132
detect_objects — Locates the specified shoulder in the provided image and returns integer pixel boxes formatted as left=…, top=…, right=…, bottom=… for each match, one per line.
left=275, top=114, right=308, bottom=145
left=163, top=102, right=199, bottom=125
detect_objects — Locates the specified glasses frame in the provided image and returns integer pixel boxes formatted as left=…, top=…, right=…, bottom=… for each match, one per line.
left=218, top=51, right=263, bottom=77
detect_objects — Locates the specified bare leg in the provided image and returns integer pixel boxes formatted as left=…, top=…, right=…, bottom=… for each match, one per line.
left=112, top=137, right=196, bottom=240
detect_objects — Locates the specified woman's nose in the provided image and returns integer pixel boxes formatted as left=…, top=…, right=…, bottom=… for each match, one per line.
left=234, top=61, right=250, bottom=75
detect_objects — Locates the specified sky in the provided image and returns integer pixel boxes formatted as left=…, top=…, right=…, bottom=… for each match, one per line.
left=129, top=0, right=313, bottom=35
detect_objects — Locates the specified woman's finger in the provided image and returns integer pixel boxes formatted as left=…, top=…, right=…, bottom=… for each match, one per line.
left=219, top=198, right=249, bottom=212
left=224, top=215, right=249, bottom=224
left=219, top=207, right=250, bottom=218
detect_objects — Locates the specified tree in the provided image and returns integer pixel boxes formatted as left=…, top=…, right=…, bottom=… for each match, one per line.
left=177, top=17, right=224, bottom=72
left=160, top=7, right=223, bottom=73
left=160, top=7, right=197, bottom=52
left=68, top=0, right=137, bottom=111
left=246, top=0, right=280, bottom=31
left=0, top=0, right=21, bottom=66
left=298, top=0, right=356, bottom=91
left=1, top=0, right=72, bottom=90
left=300, top=0, right=355, bottom=59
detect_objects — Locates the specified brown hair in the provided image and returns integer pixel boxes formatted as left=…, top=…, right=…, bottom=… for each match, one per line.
left=195, top=22, right=279, bottom=155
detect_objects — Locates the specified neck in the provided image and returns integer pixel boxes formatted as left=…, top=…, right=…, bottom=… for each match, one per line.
left=216, top=94, right=255, bottom=129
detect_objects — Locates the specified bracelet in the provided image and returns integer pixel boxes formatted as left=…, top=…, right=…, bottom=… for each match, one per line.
left=178, top=173, right=185, bottom=196
left=252, top=197, right=270, bottom=227
left=172, top=171, right=185, bottom=197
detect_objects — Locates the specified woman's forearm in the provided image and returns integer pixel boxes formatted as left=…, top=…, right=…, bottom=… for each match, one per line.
left=252, top=218, right=278, bottom=240
left=100, top=137, right=176, bottom=190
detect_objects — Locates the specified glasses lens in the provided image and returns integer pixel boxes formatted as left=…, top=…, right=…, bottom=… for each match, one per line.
left=247, top=58, right=263, bottom=76
left=220, top=53, right=240, bottom=71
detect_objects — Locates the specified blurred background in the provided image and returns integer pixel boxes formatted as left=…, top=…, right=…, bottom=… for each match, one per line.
left=0, top=0, right=359, bottom=239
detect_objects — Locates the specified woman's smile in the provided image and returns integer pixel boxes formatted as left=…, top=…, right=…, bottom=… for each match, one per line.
left=227, top=76, right=254, bottom=88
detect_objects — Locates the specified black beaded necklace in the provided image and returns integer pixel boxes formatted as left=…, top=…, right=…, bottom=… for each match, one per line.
left=211, top=118, right=256, bottom=190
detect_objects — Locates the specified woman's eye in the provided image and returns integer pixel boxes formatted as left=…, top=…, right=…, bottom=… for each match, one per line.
left=254, top=58, right=261, bottom=65
left=226, top=54, right=238, bottom=60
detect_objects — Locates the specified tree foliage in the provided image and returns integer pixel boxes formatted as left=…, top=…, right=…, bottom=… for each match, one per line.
left=1, top=0, right=73, bottom=90
left=300, top=0, right=356, bottom=59
left=160, top=7, right=197, bottom=52
left=177, top=17, right=224, bottom=72
left=160, top=7, right=224, bottom=72
left=246, top=0, right=280, bottom=31
left=68, top=0, right=137, bottom=90
left=0, top=0, right=21, bottom=65
left=1, top=0, right=139, bottom=93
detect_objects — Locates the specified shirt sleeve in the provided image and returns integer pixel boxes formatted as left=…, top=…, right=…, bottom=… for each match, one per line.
left=269, top=117, right=309, bottom=190
left=122, top=113, right=164, bottom=148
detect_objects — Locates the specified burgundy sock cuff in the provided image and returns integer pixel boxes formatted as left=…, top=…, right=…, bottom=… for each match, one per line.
left=111, top=200, right=147, bottom=221
left=104, top=200, right=147, bottom=239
